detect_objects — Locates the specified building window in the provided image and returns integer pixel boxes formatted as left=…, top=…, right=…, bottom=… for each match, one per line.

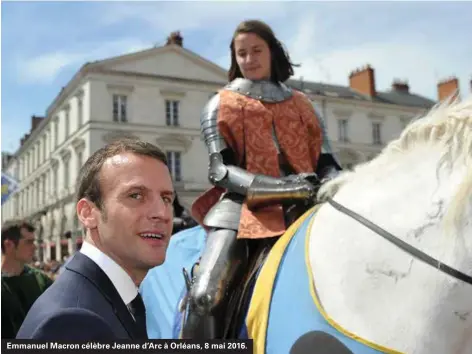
left=165, top=100, right=180, bottom=126
left=166, top=151, right=181, bottom=182
left=22, top=190, right=26, bottom=212
left=78, top=97, right=83, bottom=127
left=34, top=145, right=38, bottom=168
left=27, top=186, right=30, bottom=212
left=53, top=167, right=58, bottom=194
left=36, top=180, right=40, bottom=208
left=37, top=143, right=41, bottom=166
left=63, top=159, right=69, bottom=189
left=14, top=162, right=19, bottom=180
left=113, top=95, right=127, bottom=122
left=77, top=150, right=83, bottom=172
left=42, top=175, right=46, bottom=204
left=14, top=194, right=19, bottom=216
left=372, top=122, right=382, bottom=145
left=43, top=135, right=47, bottom=160
left=28, top=152, right=31, bottom=174
left=30, top=149, right=34, bottom=171
left=65, top=109, right=70, bottom=138
left=38, top=142, right=42, bottom=166
left=338, top=119, right=349, bottom=142
left=54, top=118, right=59, bottom=147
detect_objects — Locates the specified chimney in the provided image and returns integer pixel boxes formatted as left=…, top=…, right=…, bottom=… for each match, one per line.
left=437, top=77, right=459, bottom=102
left=2, top=153, right=13, bottom=169
left=349, top=64, right=376, bottom=97
left=20, top=133, right=30, bottom=147
left=31, top=115, right=44, bottom=131
left=391, top=79, right=409, bottom=93
left=166, top=31, right=183, bottom=47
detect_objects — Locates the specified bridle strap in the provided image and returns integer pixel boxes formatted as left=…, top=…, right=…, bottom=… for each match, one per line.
left=326, top=197, right=472, bottom=286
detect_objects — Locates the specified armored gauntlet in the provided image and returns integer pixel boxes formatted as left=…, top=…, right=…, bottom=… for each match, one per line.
left=246, top=175, right=317, bottom=209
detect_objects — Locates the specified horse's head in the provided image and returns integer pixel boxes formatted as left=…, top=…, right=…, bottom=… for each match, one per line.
left=309, top=95, right=472, bottom=353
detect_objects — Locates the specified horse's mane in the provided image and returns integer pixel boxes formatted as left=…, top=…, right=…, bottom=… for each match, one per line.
left=317, top=94, right=472, bottom=231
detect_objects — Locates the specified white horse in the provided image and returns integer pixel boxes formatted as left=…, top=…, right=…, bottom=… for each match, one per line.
left=171, top=96, right=471, bottom=353
left=307, top=95, right=472, bottom=353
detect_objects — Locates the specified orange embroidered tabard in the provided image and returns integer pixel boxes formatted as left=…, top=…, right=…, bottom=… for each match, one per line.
left=191, top=89, right=323, bottom=239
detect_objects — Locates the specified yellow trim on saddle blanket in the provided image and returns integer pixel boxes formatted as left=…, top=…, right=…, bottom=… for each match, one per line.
left=304, top=210, right=404, bottom=354
left=246, top=202, right=405, bottom=354
left=246, top=206, right=318, bottom=354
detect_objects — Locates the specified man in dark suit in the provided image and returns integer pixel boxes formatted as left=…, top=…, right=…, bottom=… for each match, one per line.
left=17, top=138, right=175, bottom=339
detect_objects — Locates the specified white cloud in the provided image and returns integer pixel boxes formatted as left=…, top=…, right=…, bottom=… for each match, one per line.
left=16, top=38, right=151, bottom=85
left=17, top=52, right=81, bottom=84
left=285, top=16, right=471, bottom=100
left=100, top=1, right=291, bottom=33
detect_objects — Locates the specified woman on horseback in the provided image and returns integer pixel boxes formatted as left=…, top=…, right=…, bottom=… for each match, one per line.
left=181, top=19, right=342, bottom=339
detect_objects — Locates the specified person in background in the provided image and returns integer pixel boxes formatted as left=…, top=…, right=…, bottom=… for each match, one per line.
left=1, top=220, right=53, bottom=338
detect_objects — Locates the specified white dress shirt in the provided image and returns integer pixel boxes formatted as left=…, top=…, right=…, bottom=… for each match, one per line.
left=80, top=241, right=138, bottom=307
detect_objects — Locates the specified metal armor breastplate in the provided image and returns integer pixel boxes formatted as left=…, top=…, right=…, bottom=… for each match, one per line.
left=224, top=78, right=292, bottom=103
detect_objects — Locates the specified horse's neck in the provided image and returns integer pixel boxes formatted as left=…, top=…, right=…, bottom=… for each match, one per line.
left=310, top=144, right=472, bottom=354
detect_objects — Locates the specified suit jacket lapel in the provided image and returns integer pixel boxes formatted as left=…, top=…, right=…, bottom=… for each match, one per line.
left=66, top=252, right=143, bottom=339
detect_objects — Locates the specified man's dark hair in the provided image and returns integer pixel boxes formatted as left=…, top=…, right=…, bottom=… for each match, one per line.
left=1, top=220, right=35, bottom=254
left=76, top=138, right=168, bottom=211
left=228, top=19, right=298, bottom=83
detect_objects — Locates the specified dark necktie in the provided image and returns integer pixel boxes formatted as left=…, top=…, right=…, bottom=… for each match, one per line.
left=128, top=293, right=147, bottom=339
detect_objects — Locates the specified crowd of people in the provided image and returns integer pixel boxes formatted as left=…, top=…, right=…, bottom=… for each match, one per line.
left=32, top=259, right=66, bottom=280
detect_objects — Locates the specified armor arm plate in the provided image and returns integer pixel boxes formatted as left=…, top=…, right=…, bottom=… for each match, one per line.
left=201, top=94, right=227, bottom=155
left=200, top=93, right=256, bottom=195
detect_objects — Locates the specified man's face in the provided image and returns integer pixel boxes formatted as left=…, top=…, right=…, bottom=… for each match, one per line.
left=86, top=152, right=174, bottom=279
left=11, top=228, right=36, bottom=264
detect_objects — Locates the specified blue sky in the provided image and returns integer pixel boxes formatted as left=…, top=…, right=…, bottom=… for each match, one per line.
left=2, top=1, right=471, bottom=154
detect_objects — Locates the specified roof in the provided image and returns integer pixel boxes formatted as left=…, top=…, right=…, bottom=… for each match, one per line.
left=46, top=43, right=227, bottom=118
left=286, top=79, right=436, bottom=109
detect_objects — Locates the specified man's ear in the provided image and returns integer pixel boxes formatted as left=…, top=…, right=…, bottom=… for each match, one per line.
left=77, top=198, right=99, bottom=229
left=2, top=239, right=15, bottom=253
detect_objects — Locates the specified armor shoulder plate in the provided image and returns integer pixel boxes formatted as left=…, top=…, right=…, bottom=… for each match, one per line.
left=224, top=78, right=292, bottom=103
left=200, top=93, right=227, bottom=154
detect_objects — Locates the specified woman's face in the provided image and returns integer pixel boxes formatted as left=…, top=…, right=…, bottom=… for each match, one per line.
left=234, top=32, right=271, bottom=81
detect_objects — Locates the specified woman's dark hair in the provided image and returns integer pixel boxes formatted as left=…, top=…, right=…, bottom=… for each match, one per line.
left=228, top=19, right=298, bottom=83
